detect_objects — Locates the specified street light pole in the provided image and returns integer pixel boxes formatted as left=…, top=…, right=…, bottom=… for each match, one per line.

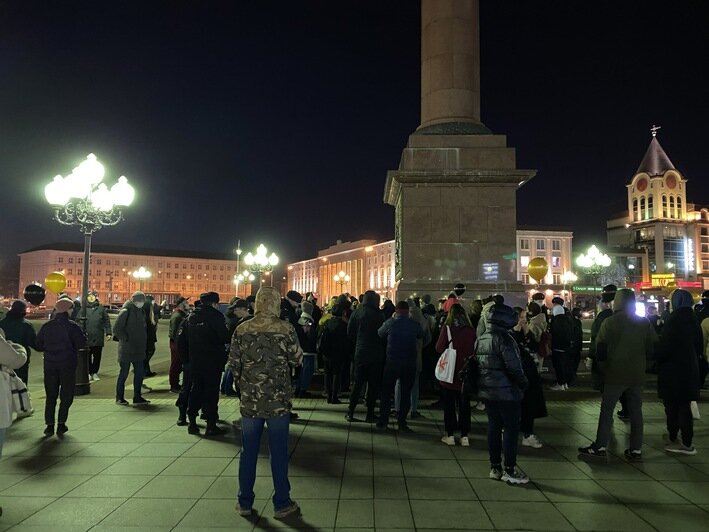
left=235, top=241, right=242, bottom=297
left=45, top=153, right=135, bottom=395
left=244, top=244, right=279, bottom=296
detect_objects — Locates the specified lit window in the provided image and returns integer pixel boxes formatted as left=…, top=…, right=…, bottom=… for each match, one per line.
left=520, top=256, right=530, bottom=267
left=551, top=257, right=561, bottom=268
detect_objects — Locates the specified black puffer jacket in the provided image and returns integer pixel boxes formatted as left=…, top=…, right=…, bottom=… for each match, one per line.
left=658, top=306, right=703, bottom=401
left=476, top=304, right=528, bottom=402
left=347, top=291, right=384, bottom=363
left=185, top=305, right=231, bottom=372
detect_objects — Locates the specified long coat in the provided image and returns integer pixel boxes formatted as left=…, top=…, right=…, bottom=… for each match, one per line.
left=113, top=302, right=147, bottom=364
left=658, top=306, right=703, bottom=402
left=85, top=302, right=112, bottom=347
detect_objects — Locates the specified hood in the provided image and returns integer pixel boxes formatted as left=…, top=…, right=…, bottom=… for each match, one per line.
left=614, top=288, right=636, bottom=313
left=671, top=288, right=694, bottom=311
left=254, top=286, right=281, bottom=318
left=362, top=290, right=380, bottom=310
left=488, top=304, right=518, bottom=330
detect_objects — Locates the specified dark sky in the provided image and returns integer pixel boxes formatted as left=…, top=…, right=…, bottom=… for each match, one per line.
left=1, top=1, right=708, bottom=271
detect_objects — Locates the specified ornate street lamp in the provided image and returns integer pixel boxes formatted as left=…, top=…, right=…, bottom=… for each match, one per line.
left=333, top=270, right=351, bottom=294
left=576, top=245, right=611, bottom=287
left=234, top=241, right=242, bottom=296
left=44, top=153, right=135, bottom=395
left=243, top=244, right=279, bottom=294
left=132, top=266, right=151, bottom=291
left=234, top=269, right=255, bottom=297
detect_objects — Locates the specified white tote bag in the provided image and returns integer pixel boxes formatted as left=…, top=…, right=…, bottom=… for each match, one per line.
left=435, top=326, right=457, bottom=384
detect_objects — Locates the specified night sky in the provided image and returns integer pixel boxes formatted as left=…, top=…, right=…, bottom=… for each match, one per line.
left=1, top=1, right=708, bottom=275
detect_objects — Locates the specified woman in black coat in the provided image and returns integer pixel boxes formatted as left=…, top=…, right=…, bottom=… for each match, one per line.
left=511, top=307, right=547, bottom=450
left=658, top=289, right=702, bottom=455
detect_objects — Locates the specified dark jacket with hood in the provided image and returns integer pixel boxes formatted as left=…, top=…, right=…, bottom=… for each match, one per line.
left=113, top=300, right=148, bottom=364
left=378, top=313, right=423, bottom=364
left=0, top=310, right=37, bottom=361
left=476, top=304, right=528, bottom=402
left=347, top=291, right=385, bottom=363
left=185, top=304, right=231, bottom=373
left=36, top=312, right=86, bottom=370
left=658, top=290, right=703, bottom=401
left=84, top=300, right=112, bottom=347
left=318, top=314, right=353, bottom=366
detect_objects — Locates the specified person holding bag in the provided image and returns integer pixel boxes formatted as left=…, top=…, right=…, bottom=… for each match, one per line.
left=435, top=304, right=476, bottom=446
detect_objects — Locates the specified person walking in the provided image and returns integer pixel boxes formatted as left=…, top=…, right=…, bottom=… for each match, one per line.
left=659, top=289, right=703, bottom=455
left=435, top=304, right=475, bottom=446
left=476, top=303, right=529, bottom=484
left=578, top=288, right=656, bottom=460
left=84, top=291, right=112, bottom=381
left=36, top=295, right=86, bottom=436
left=230, top=286, right=302, bottom=519
left=169, top=297, right=190, bottom=394
left=143, top=295, right=159, bottom=378
left=376, top=301, right=423, bottom=432
left=0, top=300, right=37, bottom=385
left=185, top=292, right=231, bottom=436
left=549, top=297, right=572, bottom=390
left=113, top=292, right=150, bottom=406
left=318, top=301, right=353, bottom=404
left=346, top=290, right=385, bottom=423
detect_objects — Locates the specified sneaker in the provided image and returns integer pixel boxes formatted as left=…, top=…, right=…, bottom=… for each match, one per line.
left=92, top=373, right=100, bottom=381
left=550, top=383, right=565, bottom=391
left=441, top=435, right=456, bottom=446
left=502, top=468, right=530, bottom=485
left=522, top=434, right=543, bottom=449
left=489, top=466, right=503, bottom=480
left=116, top=399, right=129, bottom=406
left=624, top=448, right=642, bottom=461
left=88, top=373, right=94, bottom=381
left=665, top=442, right=697, bottom=455
left=133, top=397, right=151, bottom=406
left=345, top=413, right=356, bottom=422
left=235, top=503, right=252, bottom=517
left=43, top=424, right=55, bottom=436
left=460, top=436, right=470, bottom=447
left=176, top=418, right=188, bottom=427
left=563, top=383, right=569, bottom=390
left=475, top=402, right=486, bottom=411
left=578, top=443, right=607, bottom=458
left=56, top=423, right=69, bottom=435
left=274, top=500, right=300, bottom=519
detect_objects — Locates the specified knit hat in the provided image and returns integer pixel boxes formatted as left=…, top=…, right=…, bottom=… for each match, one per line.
left=199, top=292, right=220, bottom=305
left=286, top=290, right=303, bottom=304
left=301, top=300, right=314, bottom=316
left=54, top=295, right=74, bottom=314
left=601, top=284, right=618, bottom=304
left=9, top=300, right=27, bottom=316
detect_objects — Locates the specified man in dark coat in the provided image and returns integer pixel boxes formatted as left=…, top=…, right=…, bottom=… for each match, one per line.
left=113, top=292, right=149, bottom=406
left=185, top=292, right=231, bottom=436
left=143, top=295, right=159, bottom=378
left=0, top=300, right=37, bottom=384
left=578, top=289, right=656, bottom=460
left=587, top=284, right=616, bottom=391
left=346, top=290, right=384, bottom=422
left=169, top=296, right=190, bottom=394
left=549, top=297, right=573, bottom=390
left=658, top=289, right=703, bottom=455
left=376, top=301, right=423, bottom=431
left=318, top=302, right=353, bottom=404
left=83, top=291, right=112, bottom=381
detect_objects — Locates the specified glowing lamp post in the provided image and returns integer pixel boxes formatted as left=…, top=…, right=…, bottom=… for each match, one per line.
left=576, top=245, right=611, bottom=287
left=132, top=267, right=151, bottom=291
left=234, top=269, right=255, bottom=297
left=333, top=270, right=351, bottom=294
left=44, top=153, right=135, bottom=395
left=243, top=244, right=278, bottom=294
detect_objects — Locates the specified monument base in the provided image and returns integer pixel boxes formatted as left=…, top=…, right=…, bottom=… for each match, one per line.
left=394, top=279, right=529, bottom=309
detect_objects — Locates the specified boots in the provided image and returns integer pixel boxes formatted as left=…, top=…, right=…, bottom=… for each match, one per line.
left=187, top=415, right=200, bottom=435
left=177, top=408, right=188, bottom=426
left=205, top=420, right=226, bottom=436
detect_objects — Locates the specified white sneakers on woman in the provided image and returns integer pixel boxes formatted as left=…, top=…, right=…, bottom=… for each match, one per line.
left=441, top=435, right=471, bottom=446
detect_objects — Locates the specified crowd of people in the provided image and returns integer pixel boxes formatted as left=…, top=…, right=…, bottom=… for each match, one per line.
left=0, top=280, right=707, bottom=520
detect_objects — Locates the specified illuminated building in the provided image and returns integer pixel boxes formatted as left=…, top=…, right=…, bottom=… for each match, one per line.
left=607, top=130, right=708, bottom=290
left=515, top=227, right=574, bottom=286
left=19, top=243, right=245, bottom=306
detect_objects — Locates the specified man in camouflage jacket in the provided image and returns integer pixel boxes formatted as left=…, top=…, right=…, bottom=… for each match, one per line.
left=229, top=286, right=302, bottom=519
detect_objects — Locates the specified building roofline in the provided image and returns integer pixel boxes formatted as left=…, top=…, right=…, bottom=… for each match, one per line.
left=19, top=243, right=235, bottom=261
left=516, top=225, right=574, bottom=234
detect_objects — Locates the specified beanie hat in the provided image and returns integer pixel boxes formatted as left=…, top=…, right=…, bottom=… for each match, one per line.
left=301, top=300, right=314, bottom=316
left=55, top=295, right=74, bottom=314
left=9, top=300, right=27, bottom=316
left=286, top=290, right=303, bottom=304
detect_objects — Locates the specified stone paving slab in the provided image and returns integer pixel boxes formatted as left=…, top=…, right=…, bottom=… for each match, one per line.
left=0, top=393, right=707, bottom=531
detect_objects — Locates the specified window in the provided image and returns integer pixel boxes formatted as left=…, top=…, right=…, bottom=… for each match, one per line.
left=158, top=262, right=163, bottom=267
left=220, top=275, right=224, bottom=281
left=520, top=239, right=529, bottom=250
left=552, top=274, right=561, bottom=284
left=95, top=270, right=101, bottom=276
left=58, top=257, right=64, bottom=263
left=78, top=258, right=83, bottom=264
left=190, top=264, right=194, bottom=269
left=520, top=256, right=530, bottom=267
left=552, top=240, right=561, bottom=251
left=198, top=264, right=202, bottom=270
left=536, top=239, right=545, bottom=251
left=640, top=197, right=646, bottom=220
left=68, top=268, right=73, bottom=275
left=67, top=280, right=73, bottom=288
left=662, top=195, right=668, bottom=218
left=68, top=257, right=74, bottom=264
left=213, top=274, right=217, bottom=280
left=551, top=256, right=561, bottom=268
left=633, top=198, right=638, bottom=221
left=174, top=273, right=179, bottom=279
left=669, top=196, right=675, bottom=218
left=212, top=265, right=217, bottom=271
left=78, top=269, right=83, bottom=275
left=96, top=259, right=102, bottom=265
left=183, top=264, right=187, bottom=269
left=124, top=261, right=128, bottom=266
left=678, top=197, right=683, bottom=215
left=167, top=263, right=171, bottom=269
left=648, top=195, right=654, bottom=218
left=521, top=274, right=530, bottom=284
left=220, top=265, right=224, bottom=271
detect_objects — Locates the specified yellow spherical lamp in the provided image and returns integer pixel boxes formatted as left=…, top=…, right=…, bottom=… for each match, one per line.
left=45, top=272, right=67, bottom=294
left=527, top=258, right=549, bottom=284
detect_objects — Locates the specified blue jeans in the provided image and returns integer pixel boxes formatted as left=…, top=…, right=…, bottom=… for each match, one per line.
left=395, top=370, right=421, bottom=415
left=485, top=400, right=521, bottom=469
left=379, top=361, right=416, bottom=428
left=116, top=360, right=145, bottom=401
left=297, top=354, right=316, bottom=394
left=238, top=413, right=291, bottom=511
left=220, top=368, right=235, bottom=395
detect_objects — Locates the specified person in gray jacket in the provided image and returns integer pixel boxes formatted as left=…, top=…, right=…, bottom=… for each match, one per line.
left=84, top=291, right=112, bottom=381
left=113, top=292, right=149, bottom=406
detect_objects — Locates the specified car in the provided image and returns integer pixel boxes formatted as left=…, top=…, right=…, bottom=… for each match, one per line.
left=105, top=304, right=122, bottom=315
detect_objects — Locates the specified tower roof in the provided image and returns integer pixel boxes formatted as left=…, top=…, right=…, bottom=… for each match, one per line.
left=636, top=137, right=675, bottom=177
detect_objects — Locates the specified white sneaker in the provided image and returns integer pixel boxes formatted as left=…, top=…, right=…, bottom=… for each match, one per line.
left=665, top=441, right=698, bottom=455
left=475, top=402, right=486, bottom=411
left=502, top=468, right=530, bottom=485
left=489, top=467, right=503, bottom=480
left=550, top=383, right=565, bottom=391
left=460, top=436, right=470, bottom=447
left=441, top=435, right=456, bottom=446
left=88, top=374, right=94, bottom=381
left=92, top=373, right=100, bottom=381
left=522, top=434, right=543, bottom=449
left=563, top=384, right=569, bottom=390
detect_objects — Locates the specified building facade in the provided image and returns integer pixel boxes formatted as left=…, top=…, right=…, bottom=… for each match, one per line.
left=607, top=132, right=709, bottom=290
left=19, top=243, right=247, bottom=306
left=288, top=230, right=573, bottom=304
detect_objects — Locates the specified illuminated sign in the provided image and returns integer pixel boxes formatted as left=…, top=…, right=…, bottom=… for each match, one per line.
left=686, top=238, right=695, bottom=273
left=481, top=262, right=499, bottom=281
left=651, top=274, right=676, bottom=287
